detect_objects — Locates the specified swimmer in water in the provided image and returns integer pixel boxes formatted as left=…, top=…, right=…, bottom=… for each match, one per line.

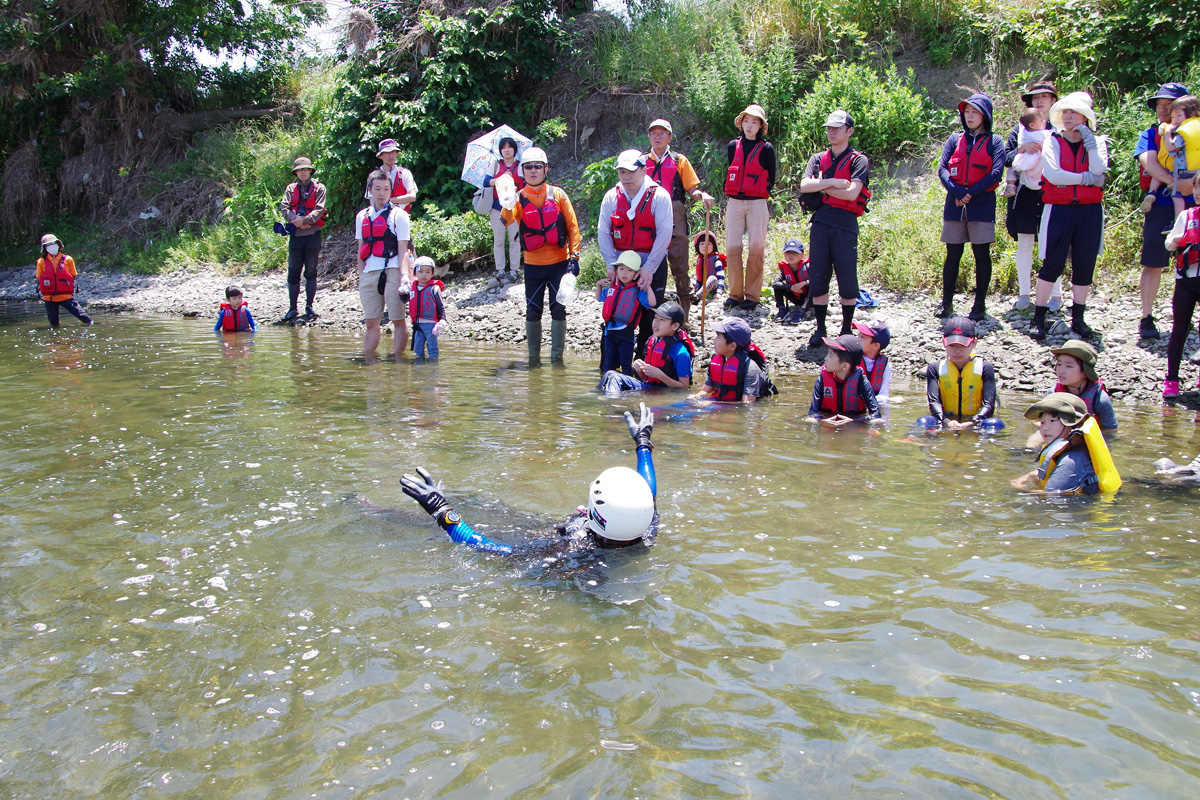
left=400, top=403, right=657, bottom=554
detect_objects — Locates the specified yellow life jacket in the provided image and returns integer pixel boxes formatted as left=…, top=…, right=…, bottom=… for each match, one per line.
left=1037, top=416, right=1122, bottom=494
left=1157, top=117, right=1200, bottom=172
left=937, top=357, right=985, bottom=421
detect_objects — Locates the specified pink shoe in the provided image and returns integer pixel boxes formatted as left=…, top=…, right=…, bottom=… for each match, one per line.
left=1163, top=379, right=1181, bottom=398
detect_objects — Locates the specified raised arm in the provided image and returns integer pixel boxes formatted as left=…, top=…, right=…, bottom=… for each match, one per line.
left=625, top=403, right=656, bottom=499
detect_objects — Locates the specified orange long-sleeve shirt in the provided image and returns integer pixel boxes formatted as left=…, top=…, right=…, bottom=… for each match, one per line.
left=36, top=254, right=78, bottom=302
left=500, top=183, right=581, bottom=266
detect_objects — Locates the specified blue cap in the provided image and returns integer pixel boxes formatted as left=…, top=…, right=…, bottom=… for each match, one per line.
left=713, top=317, right=752, bottom=347
left=783, top=239, right=805, bottom=253
left=1148, top=82, right=1189, bottom=110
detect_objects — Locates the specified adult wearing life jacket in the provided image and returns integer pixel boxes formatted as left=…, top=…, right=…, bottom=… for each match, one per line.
left=35, top=233, right=92, bottom=328
left=598, top=149, right=674, bottom=358
left=644, top=119, right=715, bottom=320
left=722, top=105, right=776, bottom=313
left=937, top=93, right=1005, bottom=321
left=1004, top=81, right=1063, bottom=313
left=372, top=138, right=418, bottom=214
left=1013, top=393, right=1121, bottom=495
left=214, top=285, right=256, bottom=333
left=600, top=302, right=695, bottom=393
left=1032, top=92, right=1108, bottom=340
left=699, top=318, right=769, bottom=403
left=1164, top=205, right=1200, bottom=397
left=1048, top=339, right=1117, bottom=431
left=279, top=157, right=327, bottom=324
left=500, top=147, right=582, bottom=365
left=1136, top=82, right=1194, bottom=340
left=799, top=110, right=870, bottom=349
left=355, top=169, right=412, bottom=361
left=804, top=334, right=881, bottom=423
left=481, top=136, right=525, bottom=283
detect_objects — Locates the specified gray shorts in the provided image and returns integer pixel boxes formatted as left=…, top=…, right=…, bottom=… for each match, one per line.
left=941, top=219, right=996, bottom=245
left=359, top=267, right=405, bottom=321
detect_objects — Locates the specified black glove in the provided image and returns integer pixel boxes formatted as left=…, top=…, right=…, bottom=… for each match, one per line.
left=401, top=467, right=450, bottom=519
left=624, top=402, right=654, bottom=451
left=567, top=257, right=580, bottom=277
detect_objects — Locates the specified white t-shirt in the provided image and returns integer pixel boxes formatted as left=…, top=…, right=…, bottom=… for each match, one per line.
left=355, top=204, right=411, bottom=272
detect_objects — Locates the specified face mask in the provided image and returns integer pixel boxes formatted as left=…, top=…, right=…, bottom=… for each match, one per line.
left=46, top=244, right=59, bottom=256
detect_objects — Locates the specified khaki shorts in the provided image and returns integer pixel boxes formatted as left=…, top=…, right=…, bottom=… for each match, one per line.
left=359, top=267, right=405, bottom=320
left=941, top=219, right=996, bottom=245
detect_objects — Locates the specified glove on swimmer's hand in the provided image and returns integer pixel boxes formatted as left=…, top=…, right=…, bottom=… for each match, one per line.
left=625, top=402, right=654, bottom=450
left=401, top=467, right=450, bottom=518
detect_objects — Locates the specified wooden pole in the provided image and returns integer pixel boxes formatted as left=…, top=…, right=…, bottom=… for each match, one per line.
left=700, top=206, right=710, bottom=340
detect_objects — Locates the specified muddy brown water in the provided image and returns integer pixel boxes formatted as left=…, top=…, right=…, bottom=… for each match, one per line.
left=2, top=305, right=1199, bottom=799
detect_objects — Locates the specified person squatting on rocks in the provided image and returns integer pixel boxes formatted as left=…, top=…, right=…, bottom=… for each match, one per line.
left=597, top=149, right=673, bottom=358
left=1032, top=91, right=1108, bottom=340
left=36, top=233, right=92, bottom=328
left=279, top=157, right=327, bottom=324
left=722, top=105, right=776, bottom=312
left=799, top=109, right=870, bottom=348
left=500, top=147, right=582, bottom=365
left=643, top=118, right=715, bottom=320
left=1134, top=82, right=1193, bottom=340
left=355, top=169, right=413, bottom=360
left=481, top=136, right=524, bottom=283
left=1003, top=81, right=1064, bottom=312
left=936, top=93, right=1005, bottom=321
left=401, top=403, right=659, bottom=555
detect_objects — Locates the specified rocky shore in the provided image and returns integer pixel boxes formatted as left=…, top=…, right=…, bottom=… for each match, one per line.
left=2, top=263, right=1195, bottom=407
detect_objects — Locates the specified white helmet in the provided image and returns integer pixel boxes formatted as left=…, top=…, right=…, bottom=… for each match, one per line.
left=521, top=147, right=548, bottom=167
left=586, top=467, right=653, bottom=543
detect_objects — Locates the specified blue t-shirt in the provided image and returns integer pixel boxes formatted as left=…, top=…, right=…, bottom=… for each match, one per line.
left=662, top=339, right=694, bottom=381
left=1135, top=126, right=1196, bottom=207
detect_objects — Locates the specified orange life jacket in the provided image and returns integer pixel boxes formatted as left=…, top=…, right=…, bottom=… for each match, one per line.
left=724, top=139, right=770, bottom=199
left=611, top=189, right=657, bottom=252
left=1041, top=133, right=1104, bottom=205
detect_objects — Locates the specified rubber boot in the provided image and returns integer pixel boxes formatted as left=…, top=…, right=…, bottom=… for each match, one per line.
left=1030, top=305, right=1048, bottom=339
left=968, top=293, right=986, bottom=322
left=526, top=319, right=542, bottom=365
left=1070, top=304, right=1094, bottom=339
left=550, top=319, right=567, bottom=363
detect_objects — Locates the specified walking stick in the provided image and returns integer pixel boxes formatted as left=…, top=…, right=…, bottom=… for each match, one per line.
left=700, top=205, right=710, bottom=340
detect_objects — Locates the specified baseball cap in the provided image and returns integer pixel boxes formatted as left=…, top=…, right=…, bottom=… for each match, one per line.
left=942, top=316, right=977, bottom=345
left=713, top=317, right=752, bottom=347
left=647, top=118, right=673, bottom=134
left=783, top=239, right=805, bottom=254
left=1147, top=82, right=1189, bottom=110
left=823, top=109, right=854, bottom=128
left=852, top=319, right=891, bottom=349
left=822, top=333, right=864, bottom=357
left=612, top=250, right=643, bottom=271
left=1050, top=339, right=1100, bottom=381
left=1024, top=392, right=1087, bottom=425
left=653, top=301, right=685, bottom=325
left=616, top=149, right=646, bottom=171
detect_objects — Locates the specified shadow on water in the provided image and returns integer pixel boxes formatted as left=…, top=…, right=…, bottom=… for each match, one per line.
left=2, top=302, right=1200, bottom=798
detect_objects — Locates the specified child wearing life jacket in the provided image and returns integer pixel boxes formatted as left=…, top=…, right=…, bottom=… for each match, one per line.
left=690, top=230, right=726, bottom=303
left=35, top=233, right=92, bottom=328
left=214, top=285, right=255, bottom=333
left=804, top=334, right=881, bottom=424
left=772, top=239, right=810, bottom=324
left=599, top=301, right=695, bottom=393
left=1046, top=340, right=1116, bottom=431
left=918, top=316, right=1003, bottom=431
left=1013, top=393, right=1121, bottom=495
left=409, top=256, right=446, bottom=360
left=698, top=317, right=776, bottom=403
left=1144, top=95, right=1200, bottom=224
left=853, top=319, right=892, bottom=402
left=1163, top=203, right=1200, bottom=396
left=596, top=250, right=656, bottom=376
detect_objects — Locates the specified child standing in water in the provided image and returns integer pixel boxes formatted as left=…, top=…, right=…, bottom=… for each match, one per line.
left=214, top=285, right=256, bottom=332
left=36, top=234, right=92, bottom=328
left=409, top=256, right=446, bottom=360
left=596, top=250, right=656, bottom=376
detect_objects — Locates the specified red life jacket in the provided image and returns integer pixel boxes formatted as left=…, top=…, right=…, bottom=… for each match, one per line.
left=408, top=279, right=445, bottom=322
left=359, top=206, right=399, bottom=263
left=219, top=302, right=251, bottom=332
left=948, top=133, right=999, bottom=192
left=647, top=151, right=681, bottom=201
left=697, top=253, right=725, bottom=283
left=602, top=281, right=643, bottom=328
left=779, top=258, right=809, bottom=285
left=643, top=330, right=697, bottom=385
left=610, top=189, right=657, bottom=252
left=1176, top=206, right=1200, bottom=273
left=1053, top=380, right=1107, bottom=416
left=861, top=354, right=888, bottom=395
left=817, top=149, right=871, bottom=216
left=707, top=344, right=768, bottom=400
left=39, top=254, right=74, bottom=297
left=724, top=139, right=770, bottom=199
left=818, top=367, right=866, bottom=416
left=290, top=182, right=325, bottom=228
left=518, top=188, right=567, bottom=251
left=1041, top=133, right=1104, bottom=205
left=390, top=168, right=413, bottom=213
left=495, top=160, right=525, bottom=191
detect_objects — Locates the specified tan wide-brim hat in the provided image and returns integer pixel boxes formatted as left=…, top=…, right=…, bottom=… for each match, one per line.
left=39, top=233, right=62, bottom=248
left=1024, top=392, right=1088, bottom=425
left=1048, top=92, right=1097, bottom=131
left=734, top=104, right=768, bottom=136
left=291, top=156, right=317, bottom=174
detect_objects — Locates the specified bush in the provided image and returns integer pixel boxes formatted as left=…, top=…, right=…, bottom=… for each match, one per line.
left=410, top=209, right=493, bottom=267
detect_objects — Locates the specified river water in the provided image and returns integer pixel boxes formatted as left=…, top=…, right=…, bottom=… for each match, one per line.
left=2, top=304, right=1200, bottom=799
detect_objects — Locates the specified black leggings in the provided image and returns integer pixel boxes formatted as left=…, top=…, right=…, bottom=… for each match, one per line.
left=943, top=242, right=992, bottom=298
left=1166, top=275, right=1200, bottom=381
left=524, top=260, right=568, bottom=321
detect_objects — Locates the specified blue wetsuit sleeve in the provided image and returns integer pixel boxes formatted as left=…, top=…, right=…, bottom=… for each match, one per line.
left=440, top=515, right=513, bottom=555
left=213, top=310, right=225, bottom=332
left=246, top=308, right=256, bottom=331
left=636, top=445, right=657, bottom=499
